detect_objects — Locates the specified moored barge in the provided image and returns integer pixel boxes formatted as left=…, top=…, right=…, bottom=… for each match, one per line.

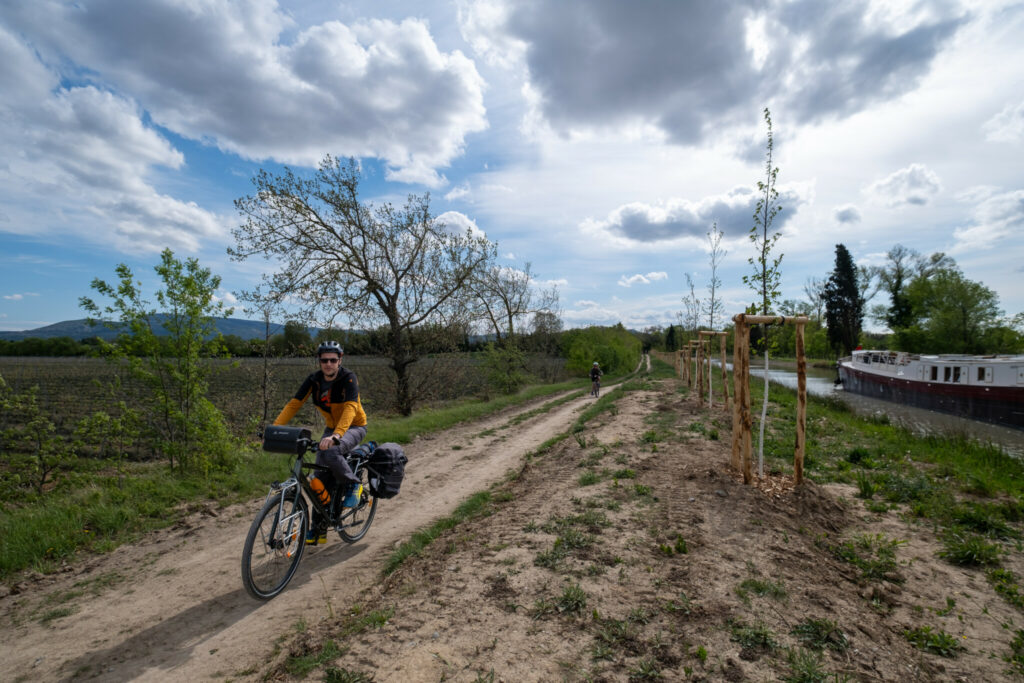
left=838, top=349, right=1024, bottom=430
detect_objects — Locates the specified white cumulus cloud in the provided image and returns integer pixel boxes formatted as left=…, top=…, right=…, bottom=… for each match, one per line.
left=983, top=101, right=1024, bottom=143
left=865, top=163, right=942, bottom=206
left=1, top=1, right=488, bottom=187
left=618, top=272, right=668, bottom=288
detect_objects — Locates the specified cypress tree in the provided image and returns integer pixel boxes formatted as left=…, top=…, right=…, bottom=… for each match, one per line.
left=824, top=244, right=864, bottom=357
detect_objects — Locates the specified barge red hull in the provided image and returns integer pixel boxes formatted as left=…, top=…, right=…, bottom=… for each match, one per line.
left=839, top=364, right=1024, bottom=431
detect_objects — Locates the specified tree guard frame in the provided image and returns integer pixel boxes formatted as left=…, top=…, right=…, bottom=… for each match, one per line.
left=730, top=314, right=809, bottom=485
left=698, top=330, right=730, bottom=411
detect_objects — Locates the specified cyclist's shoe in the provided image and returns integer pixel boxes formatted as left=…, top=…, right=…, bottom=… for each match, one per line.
left=341, top=483, right=363, bottom=508
left=305, top=529, right=326, bottom=545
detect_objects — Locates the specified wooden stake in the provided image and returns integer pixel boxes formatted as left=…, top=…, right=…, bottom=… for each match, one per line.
left=731, top=328, right=741, bottom=471
left=719, top=333, right=730, bottom=411
left=794, top=321, right=807, bottom=485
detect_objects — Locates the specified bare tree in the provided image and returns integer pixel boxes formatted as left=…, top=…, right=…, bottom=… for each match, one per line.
left=704, top=222, right=727, bottom=330
left=239, top=286, right=285, bottom=425
left=469, top=262, right=559, bottom=346
left=682, top=274, right=702, bottom=335
left=803, top=276, right=826, bottom=324
left=231, top=156, right=495, bottom=415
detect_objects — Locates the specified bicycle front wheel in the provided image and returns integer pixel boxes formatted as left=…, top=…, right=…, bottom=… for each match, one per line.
left=337, top=466, right=378, bottom=543
left=241, top=487, right=308, bottom=600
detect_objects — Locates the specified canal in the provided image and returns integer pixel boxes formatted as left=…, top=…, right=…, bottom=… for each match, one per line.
left=720, top=359, right=1024, bottom=458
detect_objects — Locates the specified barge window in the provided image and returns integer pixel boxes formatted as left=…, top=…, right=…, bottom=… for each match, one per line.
left=978, top=367, right=993, bottom=383
left=930, top=366, right=938, bottom=381
left=944, top=367, right=952, bottom=382
left=953, top=367, right=962, bottom=383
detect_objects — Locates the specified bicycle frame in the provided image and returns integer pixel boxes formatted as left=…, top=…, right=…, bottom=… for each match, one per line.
left=263, top=438, right=371, bottom=530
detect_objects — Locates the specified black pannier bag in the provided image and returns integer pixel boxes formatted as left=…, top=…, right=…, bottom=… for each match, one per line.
left=262, top=425, right=312, bottom=454
left=366, top=442, right=407, bottom=499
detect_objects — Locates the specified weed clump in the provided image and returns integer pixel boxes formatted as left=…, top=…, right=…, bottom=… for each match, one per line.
left=904, top=625, right=962, bottom=658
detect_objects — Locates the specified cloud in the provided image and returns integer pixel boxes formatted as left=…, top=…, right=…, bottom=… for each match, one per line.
left=865, top=163, right=942, bottom=206
left=833, top=204, right=861, bottom=223
left=951, top=189, right=1024, bottom=253
left=583, top=185, right=805, bottom=244
left=445, top=183, right=472, bottom=202
left=0, top=24, right=228, bottom=251
left=435, top=210, right=486, bottom=238
left=983, top=101, right=1024, bottom=143
left=618, top=272, right=668, bottom=288
left=539, top=278, right=568, bottom=288
left=459, top=0, right=964, bottom=144
left=2, top=1, right=487, bottom=187
left=212, top=290, right=238, bottom=306
left=3, top=294, right=22, bottom=301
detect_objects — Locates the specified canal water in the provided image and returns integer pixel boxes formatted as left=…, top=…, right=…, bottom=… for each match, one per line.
left=720, top=360, right=1024, bottom=458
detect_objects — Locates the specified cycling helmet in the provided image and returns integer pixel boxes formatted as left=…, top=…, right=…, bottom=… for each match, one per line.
left=316, top=340, right=343, bottom=357
left=593, top=361, right=599, bottom=366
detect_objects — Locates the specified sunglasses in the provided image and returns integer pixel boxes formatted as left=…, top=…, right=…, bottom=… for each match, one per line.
left=318, top=357, right=340, bottom=364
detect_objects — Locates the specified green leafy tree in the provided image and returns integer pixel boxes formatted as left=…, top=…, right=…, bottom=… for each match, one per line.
left=824, top=244, right=864, bottom=357
left=231, top=155, right=494, bottom=415
left=283, top=320, right=313, bottom=355
left=562, top=324, right=641, bottom=376
left=0, top=376, right=66, bottom=497
left=80, top=249, right=235, bottom=473
left=742, top=107, right=784, bottom=477
left=902, top=263, right=1002, bottom=353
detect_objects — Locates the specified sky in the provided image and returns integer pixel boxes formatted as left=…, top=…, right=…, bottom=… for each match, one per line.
left=1, top=0, right=1023, bottom=334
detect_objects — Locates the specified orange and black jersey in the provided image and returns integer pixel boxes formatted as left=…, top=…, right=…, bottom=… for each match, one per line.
left=273, top=367, right=367, bottom=437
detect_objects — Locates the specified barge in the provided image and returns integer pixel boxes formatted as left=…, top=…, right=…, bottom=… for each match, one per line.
left=837, top=349, right=1024, bottom=431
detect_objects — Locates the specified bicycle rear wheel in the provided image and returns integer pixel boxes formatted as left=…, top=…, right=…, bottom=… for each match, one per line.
left=337, top=466, right=377, bottom=543
left=241, top=487, right=308, bottom=600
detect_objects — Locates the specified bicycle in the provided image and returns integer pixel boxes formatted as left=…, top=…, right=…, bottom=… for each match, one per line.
left=591, top=379, right=601, bottom=397
left=241, top=429, right=378, bottom=600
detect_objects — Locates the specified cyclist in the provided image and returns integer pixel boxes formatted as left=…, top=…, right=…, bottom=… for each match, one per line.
left=273, top=340, right=367, bottom=544
left=589, top=361, right=603, bottom=397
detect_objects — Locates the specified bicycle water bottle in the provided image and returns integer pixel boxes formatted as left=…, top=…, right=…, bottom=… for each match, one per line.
left=310, top=477, right=331, bottom=505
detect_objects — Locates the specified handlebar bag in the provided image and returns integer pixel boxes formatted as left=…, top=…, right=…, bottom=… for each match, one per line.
left=262, top=425, right=312, bottom=454
left=367, top=442, right=407, bottom=499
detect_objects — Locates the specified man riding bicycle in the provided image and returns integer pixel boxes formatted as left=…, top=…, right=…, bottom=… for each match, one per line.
left=590, top=361, right=603, bottom=397
left=273, top=340, right=367, bottom=544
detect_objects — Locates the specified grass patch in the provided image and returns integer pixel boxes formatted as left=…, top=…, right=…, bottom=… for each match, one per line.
left=1007, top=629, right=1024, bottom=676
left=284, top=639, right=345, bottom=678
left=324, top=668, right=374, bottom=683
left=827, top=533, right=905, bottom=583
left=904, top=626, right=962, bottom=658
left=938, top=528, right=1002, bottom=567
left=729, top=619, right=778, bottom=653
left=383, top=491, right=493, bottom=575
left=736, top=577, right=787, bottom=602
left=988, top=568, right=1024, bottom=611
left=784, top=648, right=828, bottom=683
left=39, top=605, right=77, bottom=625
left=791, top=618, right=849, bottom=652
left=339, top=605, right=395, bottom=636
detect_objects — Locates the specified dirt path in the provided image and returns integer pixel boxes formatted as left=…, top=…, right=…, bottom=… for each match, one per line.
left=0, top=385, right=607, bottom=682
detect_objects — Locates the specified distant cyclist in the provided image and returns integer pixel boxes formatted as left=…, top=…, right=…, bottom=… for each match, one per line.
left=273, top=341, right=367, bottom=544
left=589, top=361, right=603, bottom=397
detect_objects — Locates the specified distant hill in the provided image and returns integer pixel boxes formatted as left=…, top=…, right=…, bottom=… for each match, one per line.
left=0, top=316, right=303, bottom=342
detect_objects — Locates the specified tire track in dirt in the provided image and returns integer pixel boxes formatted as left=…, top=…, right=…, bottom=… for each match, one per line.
left=0, top=386, right=613, bottom=682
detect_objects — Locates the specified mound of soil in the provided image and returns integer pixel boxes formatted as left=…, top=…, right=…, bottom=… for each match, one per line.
left=273, top=382, right=1021, bottom=682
